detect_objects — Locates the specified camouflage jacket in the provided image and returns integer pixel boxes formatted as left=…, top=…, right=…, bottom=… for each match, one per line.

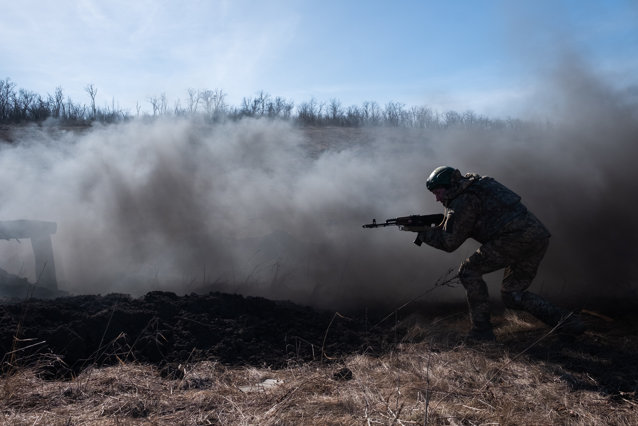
left=421, top=174, right=550, bottom=252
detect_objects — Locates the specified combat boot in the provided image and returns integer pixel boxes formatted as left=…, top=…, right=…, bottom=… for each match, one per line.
left=503, top=291, right=585, bottom=334
left=465, top=309, right=496, bottom=343
left=464, top=326, right=496, bottom=343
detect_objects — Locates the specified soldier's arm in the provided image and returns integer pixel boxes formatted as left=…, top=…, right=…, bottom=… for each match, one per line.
left=419, top=194, right=479, bottom=252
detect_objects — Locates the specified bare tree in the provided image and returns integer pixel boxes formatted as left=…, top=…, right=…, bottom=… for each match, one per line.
left=30, top=95, right=49, bottom=121
left=268, top=96, right=294, bottom=118
left=85, top=84, right=98, bottom=119
left=64, top=95, right=85, bottom=121
left=199, top=88, right=226, bottom=119
left=239, top=96, right=253, bottom=117
left=328, top=98, right=343, bottom=124
left=362, top=101, right=381, bottom=125
left=383, top=101, right=404, bottom=126
left=410, top=106, right=439, bottom=128
left=297, top=98, right=321, bottom=125
left=159, top=93, right=168, bottom=115
left=174, top=99, right=183, bottom=116
left=187, top=88, right=199, bottom=113
left=52, top=87, right=65, bottom=118
left=444, top=110, right=462, bottom=127
left=0, top=78, right=16, bottom=121
left=253, top=91, right=270, bottom=116
left=212, top=89, right=227, bottom=119
left=148, top=96, right=160, bottom=116
left=345, top=105, right=363, bottom=126
left=17, top=89, right=37, bottom=119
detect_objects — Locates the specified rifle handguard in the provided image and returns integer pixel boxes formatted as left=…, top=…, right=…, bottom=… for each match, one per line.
left=362, top=213, right=444, bottom=248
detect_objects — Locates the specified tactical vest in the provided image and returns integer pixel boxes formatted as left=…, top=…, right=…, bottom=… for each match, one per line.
left=462, top=176, right=528, bottom=242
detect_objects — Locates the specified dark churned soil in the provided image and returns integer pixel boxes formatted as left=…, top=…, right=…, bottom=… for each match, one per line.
left=0, top=291, right=394, bottom=379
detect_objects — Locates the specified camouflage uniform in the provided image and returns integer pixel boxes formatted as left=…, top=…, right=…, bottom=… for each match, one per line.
left=420, top=173, right=574, bottom=337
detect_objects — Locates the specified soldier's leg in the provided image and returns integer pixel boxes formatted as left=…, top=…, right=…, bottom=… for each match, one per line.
left=500, top=238, right=583, bottom=332
left=458, top=246, right=512, bottom=339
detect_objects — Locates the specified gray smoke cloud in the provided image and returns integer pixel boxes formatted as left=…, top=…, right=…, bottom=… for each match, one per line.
left=0, top=58, right=636, bottom=309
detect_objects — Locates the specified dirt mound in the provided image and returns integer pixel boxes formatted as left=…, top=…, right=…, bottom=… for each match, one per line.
left=0, top=291, right=393, bottom=379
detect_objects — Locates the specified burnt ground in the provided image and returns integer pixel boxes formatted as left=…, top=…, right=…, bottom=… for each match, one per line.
left=1, top=289, right=637, bottom=401
left=0, top=291, right=398, bottom=380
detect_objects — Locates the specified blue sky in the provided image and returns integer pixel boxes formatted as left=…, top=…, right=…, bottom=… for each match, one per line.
left=1, top=0, right=636, bottom=117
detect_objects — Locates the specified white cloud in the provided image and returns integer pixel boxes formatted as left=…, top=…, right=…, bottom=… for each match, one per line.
left=0, top=0, right=300, bottom=111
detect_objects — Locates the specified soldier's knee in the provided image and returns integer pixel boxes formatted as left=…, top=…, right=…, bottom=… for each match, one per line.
left=501, top=290, right=525, bottom=309
left=458, top=261, right=481, bottom=284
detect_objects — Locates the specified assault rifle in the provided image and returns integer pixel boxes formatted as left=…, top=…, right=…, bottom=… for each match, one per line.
left=362, top=214, right=444, bottom=246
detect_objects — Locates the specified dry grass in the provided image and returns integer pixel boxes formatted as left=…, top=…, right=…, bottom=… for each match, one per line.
left=2, top=312, right=637, bottom=425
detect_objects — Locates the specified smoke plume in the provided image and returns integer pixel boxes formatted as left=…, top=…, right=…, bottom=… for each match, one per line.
left=0, top=59, right=636, bottom=309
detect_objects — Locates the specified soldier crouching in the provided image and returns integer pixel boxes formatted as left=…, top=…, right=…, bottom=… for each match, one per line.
left=408, top=166, right=584, bottom=342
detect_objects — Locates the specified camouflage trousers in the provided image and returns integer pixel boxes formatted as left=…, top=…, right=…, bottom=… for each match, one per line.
left=458, top=225, right=561, bottom=331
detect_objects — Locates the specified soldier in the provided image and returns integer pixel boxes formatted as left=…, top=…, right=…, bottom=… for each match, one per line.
left=408, top=166, right=584, bottom=342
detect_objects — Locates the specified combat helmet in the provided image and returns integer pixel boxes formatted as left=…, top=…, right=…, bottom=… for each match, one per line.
left=426, top=166, right=459, bottom=191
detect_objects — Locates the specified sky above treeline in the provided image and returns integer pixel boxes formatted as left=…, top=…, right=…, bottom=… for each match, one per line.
left=1, top=0, right=636, bottom=118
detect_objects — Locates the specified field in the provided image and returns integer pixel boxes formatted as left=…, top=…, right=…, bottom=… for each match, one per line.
left=1, top=99, right=637, bottom=424
left=1, top=290, right=637, bottom=425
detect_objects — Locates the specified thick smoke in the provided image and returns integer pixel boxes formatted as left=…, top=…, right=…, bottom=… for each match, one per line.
left=421, top=57, right=638, bottom=306
left=0, top=60, right=636, bottom=309
left=0, top=119, right=452, bottom=307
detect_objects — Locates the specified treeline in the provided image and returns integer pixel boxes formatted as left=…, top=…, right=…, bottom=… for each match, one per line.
left=0, top=80, right=125, bottom=124
left=0, top=78, right=524, bottom=129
